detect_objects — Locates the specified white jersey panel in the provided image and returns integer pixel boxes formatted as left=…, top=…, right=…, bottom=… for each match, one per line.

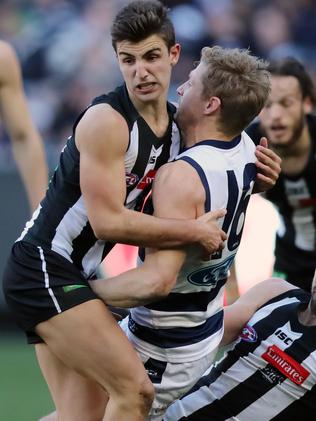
left=51, top=196, right=88, bottom=263
left=130, top=132, right=257, bottom=362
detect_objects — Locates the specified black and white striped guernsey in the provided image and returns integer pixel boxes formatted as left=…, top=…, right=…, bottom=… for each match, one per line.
left=246, top=116, right=316, bottom=279
left=164, top=288, right=316, bottom=420
left=17, top=85, right=180, bottom=278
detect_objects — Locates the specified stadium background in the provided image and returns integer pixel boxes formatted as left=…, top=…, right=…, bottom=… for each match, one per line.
left=0, top=0, right=315, bottom=419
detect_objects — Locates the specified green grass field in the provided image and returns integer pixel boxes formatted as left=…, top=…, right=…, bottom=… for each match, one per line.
left=0, top=332, right=54, bottom=421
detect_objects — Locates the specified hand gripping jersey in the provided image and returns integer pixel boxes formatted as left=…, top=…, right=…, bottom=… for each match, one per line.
left=165, top=288, right=316, bottom=421
left=127, top=133, right=257, bottom=363
left=17, top=85, right=180, bottom=279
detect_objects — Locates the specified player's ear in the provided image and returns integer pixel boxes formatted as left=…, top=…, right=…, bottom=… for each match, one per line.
left=205, top=96, right=221, bottom=115
left=170, top=43, right=181, bottom=66
left=303, top=96, right=313, bottom=114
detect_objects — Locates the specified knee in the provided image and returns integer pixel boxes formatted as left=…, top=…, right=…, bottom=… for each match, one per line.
left=114, top=375, right=154, bottom=416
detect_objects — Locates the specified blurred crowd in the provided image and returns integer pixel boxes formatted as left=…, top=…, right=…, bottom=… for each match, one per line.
left=1, top=0, right=316, bottom=171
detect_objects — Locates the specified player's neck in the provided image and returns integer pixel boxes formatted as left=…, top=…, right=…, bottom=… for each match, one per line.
left=133, top=97, right=170, bottom=138
left=274, top=123, right=311, bottom=159
left=182, top=124, right=234, bottom=148
left=275, top=124, right=311, bottom=175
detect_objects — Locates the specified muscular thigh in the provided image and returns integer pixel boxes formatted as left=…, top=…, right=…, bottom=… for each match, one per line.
left=35, top=300, right=150, bottom=397
left=36, top=343, right=107, bottom=420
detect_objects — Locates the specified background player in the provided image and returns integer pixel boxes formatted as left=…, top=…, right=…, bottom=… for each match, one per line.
left=165, top=270, right=316, bottom=420
left=227, top=56, right=316, bottom=302
left=0, top=40, right=48, bottom=212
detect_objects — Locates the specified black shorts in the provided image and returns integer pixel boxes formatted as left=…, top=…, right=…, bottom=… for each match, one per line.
left=3, top=241, right=98, bottom=344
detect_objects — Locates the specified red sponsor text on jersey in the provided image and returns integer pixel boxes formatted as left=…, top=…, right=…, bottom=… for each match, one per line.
left=262, top=345, right=310, bottom=385
left=299, top=197, right=316, bottom=207
left=137, top=169, right=157, bottom=190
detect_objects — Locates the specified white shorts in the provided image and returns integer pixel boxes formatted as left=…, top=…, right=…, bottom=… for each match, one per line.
left=120, top=317, right=218, bottom=421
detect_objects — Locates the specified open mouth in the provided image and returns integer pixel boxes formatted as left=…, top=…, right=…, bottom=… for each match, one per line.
left=269, top=125, right=287, bottom=137
left=136, top=82, right=156, bottom=93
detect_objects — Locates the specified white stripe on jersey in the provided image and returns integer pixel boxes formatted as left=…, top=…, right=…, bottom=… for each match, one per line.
left=229, top=349, right=316, bottom=421
left=165, top=325, right=304, bottom=421
left=169, top=120, right=181, bottom=161
left=81, top=239, right=106, bottom=278
left=51, top=196, right=88, bottom=263
left=163, top=360, right=254, bottom=421
left=249, top=296, right=300, bottom=326
left=131, top=286, right=225, bottom=329
left=278, top=178, right=316, bottom=251
left=16, top=204, right=41, bottom=241
left=124, top=320, right=224, bottom=363
left=37, top=246, right=61, bottom=313
left=124, top=121, right=139, bottom=173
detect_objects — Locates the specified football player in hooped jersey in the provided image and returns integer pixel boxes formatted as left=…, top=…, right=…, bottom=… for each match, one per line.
left=165, top=271, right=316, bottom=421
left=87, top=46, right=272, bottom=420
left=3, top=2, right=280, bottom=421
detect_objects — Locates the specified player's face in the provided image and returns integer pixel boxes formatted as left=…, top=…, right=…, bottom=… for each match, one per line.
left=176, top=62, right=206, bottom=130
left=116, top=35, right=180, bottom=106
left=259, top=76, right=312, bottom=148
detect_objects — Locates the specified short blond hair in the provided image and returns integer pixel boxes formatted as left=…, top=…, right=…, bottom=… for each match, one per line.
left=200, top=46, right=270, bottom=136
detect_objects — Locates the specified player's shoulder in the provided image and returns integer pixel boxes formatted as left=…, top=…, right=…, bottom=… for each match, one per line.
left=75, top=101, right=129, bottom=153
left=255, top=278, right=300, bottom=305
left=239, top=277, right=299, bottom=311
left=154, top=160, right=204, bottom=204
left=156, top=159, right=201, bottom=188
left=92, top=85, right=139, bottom=129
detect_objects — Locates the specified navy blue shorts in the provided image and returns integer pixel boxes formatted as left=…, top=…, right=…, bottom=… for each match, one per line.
left=3, top=241, right=98, bottom=344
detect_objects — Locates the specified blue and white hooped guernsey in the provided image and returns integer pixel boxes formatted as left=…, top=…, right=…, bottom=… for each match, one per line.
left=128, top=131, right=257, bottom=363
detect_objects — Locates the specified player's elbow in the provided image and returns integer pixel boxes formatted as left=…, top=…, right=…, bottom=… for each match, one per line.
left=149, top=270, right=176, bottom=299
left=92, top=223, right=115, bottom=241
left=90, top=214, right=123, bottom=242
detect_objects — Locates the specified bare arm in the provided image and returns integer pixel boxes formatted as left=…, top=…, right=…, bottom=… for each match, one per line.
left=90, top=161, right=225, bottom=307
left=225, top=263, right=240, bottom=305
left=0, top=41, right=48, bottom=211
left=221, top=278, right=297, bottom=346
left=77, top=105, right=226, bottom=252
left=253, top=137, right=281, bottom=194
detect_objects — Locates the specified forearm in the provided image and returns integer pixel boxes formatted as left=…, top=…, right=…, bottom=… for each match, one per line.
left=12, top=132, right=48, bottom=211
left=94, top=208, right=201, bottom=249
left=89, top=266, right=167, bottom=308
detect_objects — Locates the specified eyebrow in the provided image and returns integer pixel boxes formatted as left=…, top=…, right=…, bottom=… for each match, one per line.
left=118, top=47, right=162, bottom=57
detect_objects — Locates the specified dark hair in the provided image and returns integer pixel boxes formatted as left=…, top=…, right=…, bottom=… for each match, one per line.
left=268, top=57, right=316, bottom=105
left=111, top=0, right=175, bottom=51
